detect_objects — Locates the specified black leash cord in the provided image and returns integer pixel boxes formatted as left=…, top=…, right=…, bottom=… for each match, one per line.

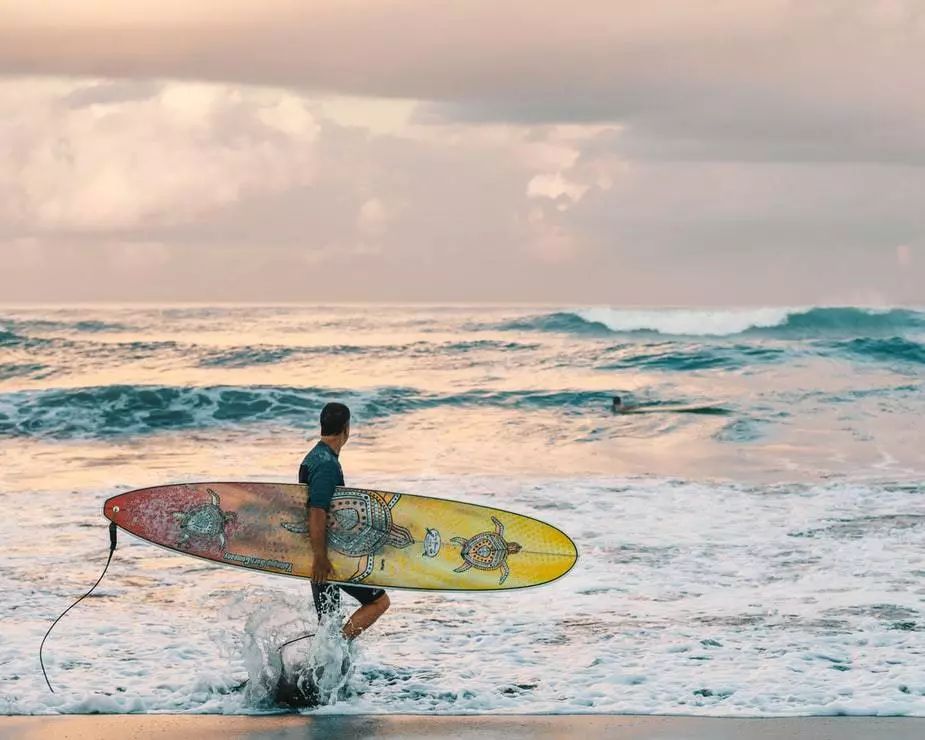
left=277, top=632, right=315, bottom=652
left=39, top=521, right=118, bottom=693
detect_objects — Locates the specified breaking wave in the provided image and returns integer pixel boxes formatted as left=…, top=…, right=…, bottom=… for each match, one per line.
left=496, top=307, right=925, bottom=338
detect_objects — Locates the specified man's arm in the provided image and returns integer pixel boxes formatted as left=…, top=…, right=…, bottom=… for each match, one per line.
left=307, top=462, right=338, bottom=584
left=309, top=506, right=333, bottom=584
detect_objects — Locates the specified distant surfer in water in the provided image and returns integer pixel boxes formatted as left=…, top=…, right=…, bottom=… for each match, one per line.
left=299, top=402, right=390, bottom=639
left=611, top=395, right=729, bottom=416
left=611, top=395, right=637, bottom=413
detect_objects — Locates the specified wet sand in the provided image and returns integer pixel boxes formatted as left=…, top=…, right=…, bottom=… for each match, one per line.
left=1, top=715, right=923, bottom=740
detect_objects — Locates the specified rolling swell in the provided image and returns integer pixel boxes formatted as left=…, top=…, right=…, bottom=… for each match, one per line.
left=594, top=336, right=924, bottom=371
left=747, top=308, right=925, bottom=338
left=0, top=385, right=336, bottom=439
left=1, top=317, right=128, bottom=334
left=197, top=340, right=540, bottom=368
left=0, top=329, right=24, bottom=347
left=829, top=337, right=925, bottom=365
left=598, top=343, right=786, bottom=371
left=492, top=312, right=614, bottom=336
left=0, top=384, right=624, bottom=439
left=199, top=347, right=301, bottom=367
left=0, top=362, right=53, bottom=381
left=495, top=307, right=925, bottom=338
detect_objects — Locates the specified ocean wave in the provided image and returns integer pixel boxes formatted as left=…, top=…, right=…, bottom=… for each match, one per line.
left=756, top=308, right=925, bottom=338
left=3, top=331, right=543, bottom=376
left=489, top=312, right=616, bottom=335
left=0, top=384, right=624, bottom=439
left=598, top=343, right=786, bottom=371
left=829, top=337, right=925, bottom=365
left=496, top=307, right=925, bottom=338
left=197, top=340, right=540, bottom=369
left=1, top=317, right=128, bottom=334
left=596, top=336, right=924, bottom=371
left=198, top=347, right=301, bottom=368
left=0, top=362, right=54, bottom=381
left=72, top=320, right=127, bottom=332
left=0, top=329, right=24, bottom=347
left=2, top=319, right=129, bottom=354
left=442, top=339, right=541, bottom=352
left=0, top=385, right=343, bottom=439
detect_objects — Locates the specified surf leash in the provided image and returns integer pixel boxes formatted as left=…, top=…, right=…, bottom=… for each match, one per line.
left=277, top=632, right=315, bottom=652
left=39, top=521, right=118, bottom=693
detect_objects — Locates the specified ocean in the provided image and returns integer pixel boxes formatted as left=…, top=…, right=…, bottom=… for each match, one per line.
left=1, top=304, right=923, bottom=715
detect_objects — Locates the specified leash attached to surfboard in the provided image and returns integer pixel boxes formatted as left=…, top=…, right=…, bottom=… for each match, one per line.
left=38, top=519, right=314, bottom=694
left=39, top=521, right=118, bottom=693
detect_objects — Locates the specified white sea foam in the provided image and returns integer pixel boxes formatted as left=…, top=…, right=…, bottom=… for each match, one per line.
left=4, top=476, right=924, bottom=716
left=576, top=307, right=797, bottom=336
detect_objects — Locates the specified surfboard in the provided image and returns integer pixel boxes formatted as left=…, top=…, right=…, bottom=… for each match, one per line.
left=103, top=482, right=577, bottom=591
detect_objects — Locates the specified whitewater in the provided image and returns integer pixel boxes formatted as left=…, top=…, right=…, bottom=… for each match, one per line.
left=1, top=304, right=923, bottom=716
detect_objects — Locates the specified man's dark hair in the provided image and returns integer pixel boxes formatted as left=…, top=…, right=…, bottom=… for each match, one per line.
left=320, top=402, right=351, bottom=436
left=612, top=395, right=622, bottom=406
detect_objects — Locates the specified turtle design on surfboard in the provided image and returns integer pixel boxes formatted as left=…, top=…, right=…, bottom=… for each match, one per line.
left=173, top=488, right=237, bottom=550
left=282, top=488, right=414, bottom=582
left=451, top=516, right=522, bottom=585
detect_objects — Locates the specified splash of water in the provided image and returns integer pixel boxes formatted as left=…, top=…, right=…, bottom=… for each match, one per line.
left=230, top=590, right=357, bottom=710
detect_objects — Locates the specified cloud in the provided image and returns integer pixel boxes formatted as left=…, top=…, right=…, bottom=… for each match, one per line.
left=0, top=66, right=923, bottom=304
left=527, top=173, right=589, bottom=205
left=63, top=79, right=164, bottom=108
left=0, top=79, right=622, bottom=300
left=357, top=198, right=392, bottom=238
left=2, top=1, right=924, bottom=165
left=0, top=79, right=319, bottom=232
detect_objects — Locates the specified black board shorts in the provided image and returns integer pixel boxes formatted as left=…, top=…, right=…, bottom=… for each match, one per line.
left=311, top=582, right=386, bottom=619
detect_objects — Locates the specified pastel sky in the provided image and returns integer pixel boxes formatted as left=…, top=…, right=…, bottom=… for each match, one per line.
left=1, top=1, right=923, bottom=304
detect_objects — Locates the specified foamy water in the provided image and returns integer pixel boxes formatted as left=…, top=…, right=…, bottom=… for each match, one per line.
left=1, top=305, right=924, bottom=715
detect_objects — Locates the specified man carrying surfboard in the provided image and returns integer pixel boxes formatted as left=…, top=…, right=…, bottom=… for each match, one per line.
left=299, top=402, right=391, bottom=639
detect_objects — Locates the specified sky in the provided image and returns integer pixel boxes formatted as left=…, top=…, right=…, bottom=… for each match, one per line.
left=1, top=1, right=923, bottom=304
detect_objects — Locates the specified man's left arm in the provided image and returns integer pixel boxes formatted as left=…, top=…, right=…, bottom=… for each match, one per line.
left=307, top=462, right=338, bottom=584
left=309, top=506, right=333, bottom=584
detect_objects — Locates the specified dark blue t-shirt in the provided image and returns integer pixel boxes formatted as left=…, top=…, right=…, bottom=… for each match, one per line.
left=298, top=441, right=343, bottom=511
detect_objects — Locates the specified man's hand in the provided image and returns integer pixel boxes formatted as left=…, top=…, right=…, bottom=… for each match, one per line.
left=312, top=555, right=334, bottom=585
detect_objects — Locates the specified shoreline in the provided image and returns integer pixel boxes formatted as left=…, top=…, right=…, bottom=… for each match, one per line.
left=2, top=715, right=925, bottom=740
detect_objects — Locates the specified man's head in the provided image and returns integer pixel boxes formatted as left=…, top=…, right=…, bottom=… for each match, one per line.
left=320, top=402, right=351, bottom=442
left=612, top=395, right=623, bottom=410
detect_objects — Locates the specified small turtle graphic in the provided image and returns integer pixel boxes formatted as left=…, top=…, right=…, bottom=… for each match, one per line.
left=282, top=488, right=414, bottom=582
left=451, top=516, right=522, bottom=585
left=422, top=528, right=441, bottom=558
left=173, top=488, right=237, bottom=550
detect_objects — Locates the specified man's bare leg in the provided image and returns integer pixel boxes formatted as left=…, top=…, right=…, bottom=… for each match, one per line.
left=342, top=593, right=390, bottom=640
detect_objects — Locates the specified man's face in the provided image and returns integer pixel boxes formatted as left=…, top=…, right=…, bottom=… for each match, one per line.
left=343, top=423, right=350, bottom=444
